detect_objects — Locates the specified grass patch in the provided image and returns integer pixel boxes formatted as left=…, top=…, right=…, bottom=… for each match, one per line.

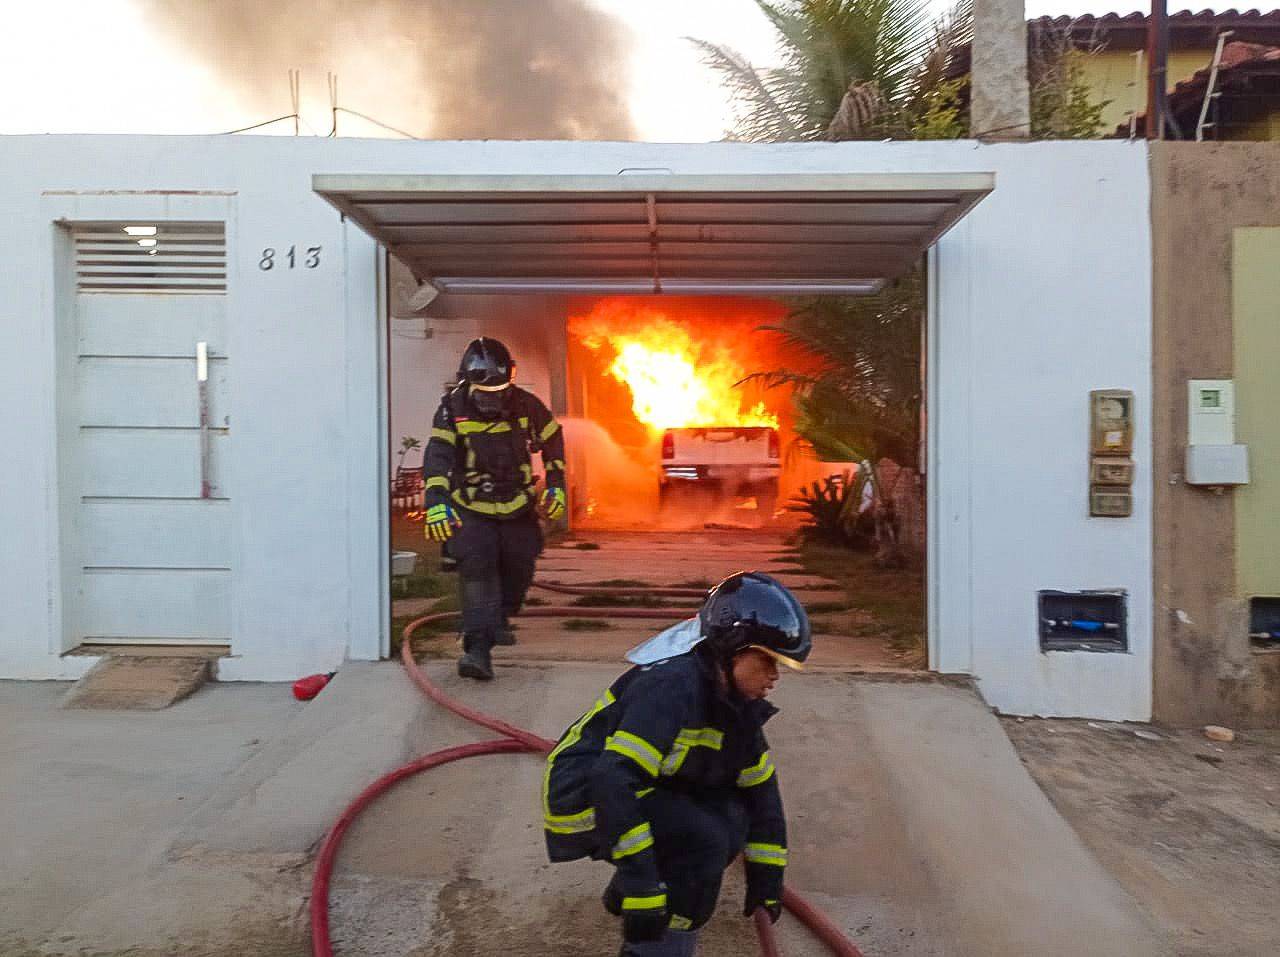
left=392, top=562, right=452, bottom=601
left=804, top=599, right=854, bottom=615
left=798, top=540, right=926, bottom=668
left=582, top=578, right=651, bottom=589
left=390, top=590, right=462, bottom=657
left=563, top=618, right=614, bottom=632
left=571, top=541, right=602, bottom=550
left=669, top=578, right=713, bottom=590
left=524, top=596, right=549, bottom=607
left=571, top=593, right=683, bottom=608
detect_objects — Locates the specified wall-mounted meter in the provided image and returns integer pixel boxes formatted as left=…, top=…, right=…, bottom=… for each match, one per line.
left=1185, top=379, right=1249, bottom=487
left=1090, top=458, right=1134, bottom=485
left=1089, top=389, right=1136, bottom=517
left=1090, top=390, right=1134, bottom=454
left=1188, top=379, right=1236, bottom=445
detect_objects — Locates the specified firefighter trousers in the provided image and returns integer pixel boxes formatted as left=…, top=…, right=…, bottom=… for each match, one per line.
left=616, top=789, right=749, bottom=933
left=452, top=509, right=543, bottom=643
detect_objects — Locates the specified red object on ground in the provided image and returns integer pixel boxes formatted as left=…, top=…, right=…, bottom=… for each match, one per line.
left=308, top=605, right=866, bottom=957
left=292, top=672, right=334, bottom=701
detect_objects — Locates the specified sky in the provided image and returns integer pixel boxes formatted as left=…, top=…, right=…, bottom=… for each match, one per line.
left=0, top=1, right=1163, bottom=141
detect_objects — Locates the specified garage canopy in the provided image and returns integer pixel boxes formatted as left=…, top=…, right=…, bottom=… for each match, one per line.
left=313, top=172, right=992, bottom=296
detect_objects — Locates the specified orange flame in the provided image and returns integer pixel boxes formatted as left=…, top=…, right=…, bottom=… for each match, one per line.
left=570, top=302, right=779, bottom=433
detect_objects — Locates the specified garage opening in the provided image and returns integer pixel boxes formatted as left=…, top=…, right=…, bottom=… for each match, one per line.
left=315, top=173, right=990, bottom=671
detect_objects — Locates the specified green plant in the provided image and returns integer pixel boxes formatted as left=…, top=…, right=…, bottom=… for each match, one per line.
left=690, top=0, right=972, bottom=143
left=694, top=2, right=1110, bottom=146
left=908, top=77, right=966, bottom=139
left=1030, top=48, right=1109, bottom=139
left=787, top=471, right=876, bottom=548
left=746, top=270, right=924, bottom=470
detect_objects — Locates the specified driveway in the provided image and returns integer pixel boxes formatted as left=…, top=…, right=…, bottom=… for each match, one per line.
left=0, top=661, right=1163, bottom=956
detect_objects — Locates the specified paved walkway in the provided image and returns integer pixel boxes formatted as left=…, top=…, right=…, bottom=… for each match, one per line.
left=406, top=529, right=909, bottom=673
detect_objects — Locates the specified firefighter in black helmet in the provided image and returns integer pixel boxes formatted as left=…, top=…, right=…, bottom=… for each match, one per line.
left=542, top=572, right=810, bottom=956
left=421, top=337, right=567, bottom=680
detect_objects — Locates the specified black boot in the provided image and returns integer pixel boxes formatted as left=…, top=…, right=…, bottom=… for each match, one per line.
left=494, top=615, right=517, bottom=646
left=619, top=931, right=698, bottom=957
left=457, top=632, right=494, bottom=680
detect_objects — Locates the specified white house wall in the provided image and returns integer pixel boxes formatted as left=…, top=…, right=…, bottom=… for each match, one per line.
left=0, top=136, right=1152, bottom=718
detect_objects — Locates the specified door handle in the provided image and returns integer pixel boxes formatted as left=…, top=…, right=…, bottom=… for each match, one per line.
left=197, top=342, right=211, bottom=498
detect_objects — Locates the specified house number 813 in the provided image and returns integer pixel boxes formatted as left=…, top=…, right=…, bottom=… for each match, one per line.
left=259, top=245, right=321, bottom=270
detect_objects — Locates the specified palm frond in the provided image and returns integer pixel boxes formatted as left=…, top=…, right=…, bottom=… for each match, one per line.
left=687, top=37, right=808, bottom=141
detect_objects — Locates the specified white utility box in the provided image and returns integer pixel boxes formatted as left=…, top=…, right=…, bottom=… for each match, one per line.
left=1185, top=444, right=1250, bottom=486
left=1188, top=379, right=1236, bottom=445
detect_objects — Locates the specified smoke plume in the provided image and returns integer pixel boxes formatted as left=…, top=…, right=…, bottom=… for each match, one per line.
left=138, top=0, right=636, bottom=139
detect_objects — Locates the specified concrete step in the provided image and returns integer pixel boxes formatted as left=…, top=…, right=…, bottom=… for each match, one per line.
left=61, top=655, right=212, bottom=711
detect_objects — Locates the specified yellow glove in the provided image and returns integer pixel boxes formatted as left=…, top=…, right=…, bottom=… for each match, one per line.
left=540, top=487, right=567, bottom=520
left=425, top=503, right=461, bottom=542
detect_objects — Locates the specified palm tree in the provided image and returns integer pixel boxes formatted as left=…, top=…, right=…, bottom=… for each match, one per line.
left=690, top=0, right=972, bottom=141
left=744, top=269, right=924, bottom=471
left=741, top=271, right=925, bottom=558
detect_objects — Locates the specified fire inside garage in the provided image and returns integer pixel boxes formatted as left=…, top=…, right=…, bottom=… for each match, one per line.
left=566, top=296, right=806, bottom=530
left=368, top=172, right=968, bottom=552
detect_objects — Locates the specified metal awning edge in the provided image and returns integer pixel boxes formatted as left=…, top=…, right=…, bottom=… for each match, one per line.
left=312, top=172, right=995, bottom=198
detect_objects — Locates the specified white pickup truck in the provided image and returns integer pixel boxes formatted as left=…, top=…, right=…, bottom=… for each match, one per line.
left=658, top=426, right=781, bottom=516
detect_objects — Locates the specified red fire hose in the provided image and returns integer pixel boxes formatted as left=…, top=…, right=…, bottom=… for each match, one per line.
left=309, top=604, right=864, bottom=957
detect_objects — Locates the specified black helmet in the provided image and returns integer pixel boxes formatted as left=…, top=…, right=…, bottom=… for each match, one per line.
left=458, top=337, right=515, bottom=389
left=699, top=572, right=811, bottom=670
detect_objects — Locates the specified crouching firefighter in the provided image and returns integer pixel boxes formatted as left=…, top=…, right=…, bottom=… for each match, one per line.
left=422, top=337, right=567, bottom=681
left=542, top=571, right=809, bottom=956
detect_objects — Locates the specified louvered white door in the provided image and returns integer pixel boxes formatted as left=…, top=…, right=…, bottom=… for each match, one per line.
left=70, top=223, right=231, bottom=644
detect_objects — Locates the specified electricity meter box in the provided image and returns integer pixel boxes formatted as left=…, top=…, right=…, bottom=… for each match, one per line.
left=1090, top=458, right=1135, bottom=485
left=1187, top=379, right=1235, bottom=446
left=1089, top=390, right=1135, bottom=454
left=1088, top=389, right=1136, bottom=517
left=1185, top=379, right=1250, bottom=486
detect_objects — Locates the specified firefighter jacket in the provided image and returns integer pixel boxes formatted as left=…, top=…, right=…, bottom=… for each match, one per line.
left=542, top=651, right=788, bottom=910
left=422, top=386, right=565, bottom=519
